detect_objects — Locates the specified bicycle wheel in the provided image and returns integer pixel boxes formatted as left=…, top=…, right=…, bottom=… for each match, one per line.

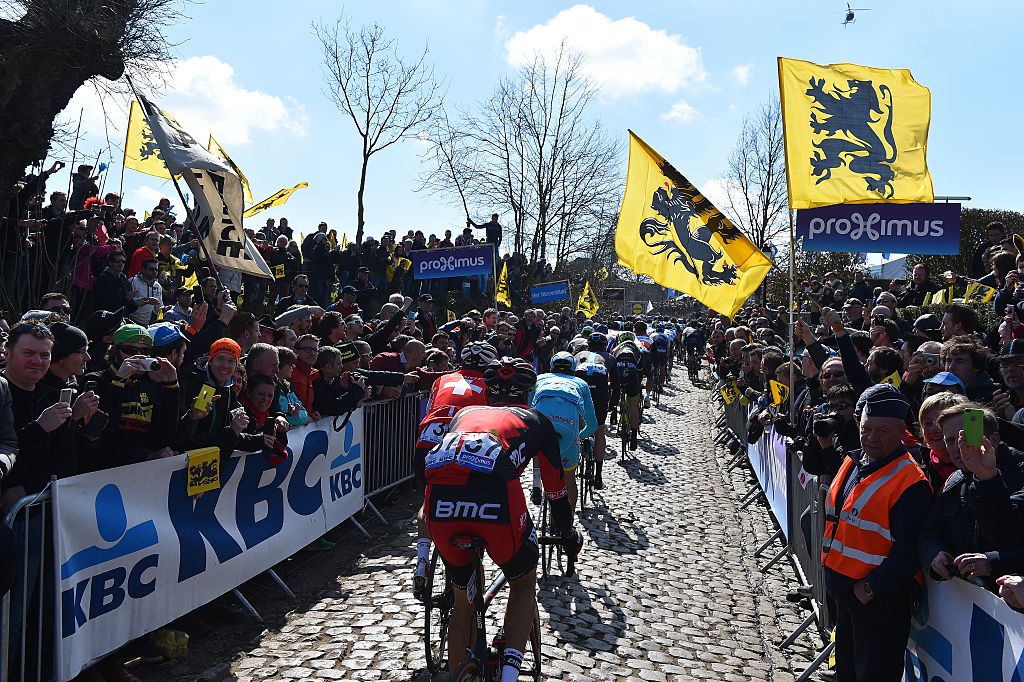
left=453, top=659, right=484, bottom=681
left=423, top=547, right=452, bottom=673
left=523, top=601, right=543, bottom=681
left=619, top=402, right=629, bottom=457
left=540, top=498, right=552, bottom=578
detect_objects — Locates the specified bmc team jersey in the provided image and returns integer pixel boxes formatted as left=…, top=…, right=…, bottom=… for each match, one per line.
left=424, top=405, right=572, bottom=584
left=530, top=373, right=598, bottom=470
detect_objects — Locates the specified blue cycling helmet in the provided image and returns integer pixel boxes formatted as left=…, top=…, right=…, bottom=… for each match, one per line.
left=550, top=351, right=577, bottom=373
left=588, top=332, right=607, bottom=350
left=594, top=323, right=608, bottom=334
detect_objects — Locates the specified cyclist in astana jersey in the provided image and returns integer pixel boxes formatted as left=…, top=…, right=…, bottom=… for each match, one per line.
left=412, top=342, right=496, bottom=597
left=424, top=357, right=583, bottom=680
left=574, top=334, right=614, bottom=489
left=529, top=352, right=597, bottom=514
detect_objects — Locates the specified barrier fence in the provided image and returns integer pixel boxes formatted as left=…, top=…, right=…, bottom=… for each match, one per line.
left=1, top=391, right=424, bottom=682
left=715, top=381, right=1024, bottom=681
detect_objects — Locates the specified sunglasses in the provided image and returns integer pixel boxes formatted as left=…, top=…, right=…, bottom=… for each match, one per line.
left=820, top=371, right=846, bottom=380
left=119, top=344, right=150, bottom=355
left=47, top=306, right=72, bottom=314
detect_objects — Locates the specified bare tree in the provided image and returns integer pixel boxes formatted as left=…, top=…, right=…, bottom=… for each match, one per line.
left=0, top=0, right=179, bottom=211
left=720, top=97, right=788, bottom=253
left=315, top=17, right=442, bottom=244
left=422, top=45, right=621, bottom=269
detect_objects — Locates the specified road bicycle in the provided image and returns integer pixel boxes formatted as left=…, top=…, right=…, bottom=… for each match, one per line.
left=425, top=536, right=544, bottom=681
left=577, top=437, right=597, bottom=510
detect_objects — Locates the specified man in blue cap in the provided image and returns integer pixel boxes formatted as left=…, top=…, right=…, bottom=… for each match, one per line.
left=822, top=383, right=933, bottom=681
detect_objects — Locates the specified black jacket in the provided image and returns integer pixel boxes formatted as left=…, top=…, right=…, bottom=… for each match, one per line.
left=92, top=268, right=137, bottom=316
left=2, top=381, right=76, bottom=494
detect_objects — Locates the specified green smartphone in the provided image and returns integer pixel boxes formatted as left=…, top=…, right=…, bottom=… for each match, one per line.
left=964, top=408, right=984, bottom=447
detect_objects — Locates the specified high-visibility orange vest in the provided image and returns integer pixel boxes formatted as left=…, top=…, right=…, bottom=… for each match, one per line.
left=821, top=452, right=928, bottom=580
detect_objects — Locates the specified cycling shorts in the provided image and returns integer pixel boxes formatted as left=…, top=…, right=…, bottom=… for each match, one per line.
left=586, top=382, right=609, bottom=424
left=414, top=445, right=430, bottom=492
left=425, top=478, right=538, bottom=589
left=532, top=395, right=582, bottom=470
left=650, top=350, right=669, bottom=367
left=618, top=373, right=643, bottom=397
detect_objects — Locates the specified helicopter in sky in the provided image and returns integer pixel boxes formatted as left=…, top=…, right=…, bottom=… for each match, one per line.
left=841, top=3, right=870, bottom=26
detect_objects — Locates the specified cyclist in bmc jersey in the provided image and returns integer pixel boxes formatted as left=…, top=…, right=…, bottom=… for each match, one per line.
left=413, top=342, right=496, bottom=597
left=530, top=351, right=597, bottom=514
left=424, top=358, right=583, bottom=680
left=574, top=333, right=614, bottom=489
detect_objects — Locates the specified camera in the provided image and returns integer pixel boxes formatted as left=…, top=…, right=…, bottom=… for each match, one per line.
left=813, top=412, right=842, bottom=438
left=143, top=358, right=162, bottom=372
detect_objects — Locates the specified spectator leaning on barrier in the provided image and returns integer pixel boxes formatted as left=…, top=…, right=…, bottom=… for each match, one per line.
left=312, top=344, right=367, bottom=417
left=920, top=403, right=1024, bottom=593
left=0, top=373, right=16, bottom=485
left=177, top=337, right=249, bottom=457
left=821, top=384, right=932, bottom=682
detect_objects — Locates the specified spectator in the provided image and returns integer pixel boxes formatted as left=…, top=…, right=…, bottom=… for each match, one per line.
left=275, top=275, right=318, bottom=315
left=92, top=251, right=137, bottom=317
left=897, top=264, right=942, bottom=308
left=822, top=384, right=932, bottom=682
left=127, top=258, right=163, bottom=325
left=177, top=337, right=249, bottom=457
left=940, top=303, right=981, bottom=341
left=468, top=212, right=502, bottom=248
left=276, top=346, right=310, bottom=427
left=351, top=266, right=378, bottom=312
left=848, top=270, right=873, bottom=304
left=941, top=335, right=996, bottom=403
left=415, top=294, right=437, bottom=339
left=128, top=230, right=160, bottom=276
left=332, top=285, right=361, bottom=317
left=68, top=164, right=99, bottom=210
left=312, top=344, right=366, bottom=417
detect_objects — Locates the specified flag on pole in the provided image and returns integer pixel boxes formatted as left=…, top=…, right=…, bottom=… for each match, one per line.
left=495, top=261, right=511, bottom=308
left=342, top=233, right=349, bottom=249
left=124, top=100, right=173, bottom=180
left=778, top=57, right=934, bottom=209
left=577, top=279, right=599, bottom=317
left=242, top=182, right=310, bottom=218
left=137, top=95, right=272, bottom=279
left=768, top=379, right=790, bottom=406
left=645, top=301, right=654, bottom=313
left=207, top=135, right=254, bottom=204
left=614, top=131, right=771, bottom=319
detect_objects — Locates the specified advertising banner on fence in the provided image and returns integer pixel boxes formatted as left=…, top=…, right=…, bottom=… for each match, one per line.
left=796, top=202, right=960, bottom=255
left=905, top=578, right=1024, bottom=681
left=530, top=280, right=570, bottom=304
left=411, top=244, right=495, bottom=280
left=52, top=417, right=365, bottom=681
left=747, top=421, right=789, bottom=539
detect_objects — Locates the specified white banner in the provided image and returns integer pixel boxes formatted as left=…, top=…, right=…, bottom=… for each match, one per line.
left=906, top=578, right=1024, bottom=681
left=747, top=421, right=789, bottom=539
left=52, top=415, right=364, bottom=681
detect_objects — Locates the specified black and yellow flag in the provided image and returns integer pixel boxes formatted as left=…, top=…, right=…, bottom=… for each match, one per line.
left=778, top=57, right=933, bottom=209
left=124, top=100, right=173, bottom=180
left=208, top=135, right=254, bottom=204
left=965, top=281, right=997, bottom=304
left=768, top=379, right=790, bottom=406
left=243, top=182, right=309, bottom=218
left=495, top=261, right=511, bottom=308
left=577, top=279, right=599, bottom=318
left=880, top=371, right=903, bottom=388
left=614, top=131, right=771, bottom=318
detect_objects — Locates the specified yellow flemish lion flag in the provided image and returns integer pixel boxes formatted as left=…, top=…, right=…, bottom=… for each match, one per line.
left=614, top=131, right=771, bottom=318
left=495, top=261, right=511, bottom=308
left=124, top=100, right=173, bottom=180
left=208, top=135, right=254, bottom=204
left=965, top=281, right=997, bottom=304
left=577, top=279, right=599, bottom=317
left=243, top=182, right=309, bottom=218
left=778, top=57, right=933, bottom=209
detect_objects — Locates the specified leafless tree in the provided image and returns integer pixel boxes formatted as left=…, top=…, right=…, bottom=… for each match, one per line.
left=422, top=45, right=621, bottom=269
left=720, top=97, right=788, bottom=253
left=315, top=16, right=443, bottom=244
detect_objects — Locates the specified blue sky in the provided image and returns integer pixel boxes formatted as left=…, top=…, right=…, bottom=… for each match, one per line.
left=52, top=1, right=1023, bottom=252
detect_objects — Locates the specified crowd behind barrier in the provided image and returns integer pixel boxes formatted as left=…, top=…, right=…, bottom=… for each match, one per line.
left=715, top=380, right=1024, bottom=681
left=1, top=395, right=423, bottom=682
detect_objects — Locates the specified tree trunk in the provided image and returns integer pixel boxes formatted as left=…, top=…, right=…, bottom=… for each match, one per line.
left=355, top=152, right=369, bottom=244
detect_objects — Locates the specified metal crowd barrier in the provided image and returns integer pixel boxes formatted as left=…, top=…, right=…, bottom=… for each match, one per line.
left=1, top=487, right=53, bottom=682
left=358, top=390, right=427, bottom=530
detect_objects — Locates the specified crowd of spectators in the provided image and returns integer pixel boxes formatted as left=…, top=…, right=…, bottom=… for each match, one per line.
left=704, top=222, right=1024, bottom=680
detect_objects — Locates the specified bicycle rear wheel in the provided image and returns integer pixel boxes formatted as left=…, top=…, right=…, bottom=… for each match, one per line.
left=453, top=659, right=484, bottom=681
left=423, top=547, right=452, bottom=673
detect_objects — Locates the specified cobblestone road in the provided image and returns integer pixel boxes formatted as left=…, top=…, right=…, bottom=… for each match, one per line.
left=146, top=366, right=825, bottom=682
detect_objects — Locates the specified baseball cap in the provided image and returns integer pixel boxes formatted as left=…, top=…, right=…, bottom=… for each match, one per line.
left=148, top=322, right=189, bottom=348
left=82, top=310, right=124, bottom=342
left=335, top=341, right=359, bottom=364
left=419, top=294, right=433, bottom=302
left=923, top=371, right=967, bottom=392
left=999, top=339, right=1024, bottom=360
left=113, top=324, right=153, bottom=348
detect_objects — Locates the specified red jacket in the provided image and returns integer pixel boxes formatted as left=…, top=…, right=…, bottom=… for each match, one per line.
left=290, top=360, right=319, bottom=413
left=128, top=246, right=156, bottom=277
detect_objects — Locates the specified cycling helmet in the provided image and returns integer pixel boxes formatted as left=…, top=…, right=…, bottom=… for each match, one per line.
left=588, top=333, right=607, bottom=351
left=594, top=323, right=608, bottom=334
left=460, top=341, right=498, bottom=370
left=616, top=331, right=637, bottom=345
left=550, top=351, right=577, bottom=373
left=484, top=357, right=537, bottom=399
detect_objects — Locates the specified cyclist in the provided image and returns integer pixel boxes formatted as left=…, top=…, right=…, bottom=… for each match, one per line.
left=610, top=332, right=646, bottom=450
left=632, top=321, right=656, bottom=407
left=529, top=351, right=597, bottom=514
left=684, top=320, right=708, bottom=382
left=574, top=333, right=614, bottom=489
left=413, top=341, right=496, bottom=597
left=423, top=358, right=583, bottom=680
left=566, top=331, right=590, bottom=355
left=649, top=324, right=671, bottom=397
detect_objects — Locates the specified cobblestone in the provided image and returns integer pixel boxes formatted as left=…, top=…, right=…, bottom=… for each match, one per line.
left=144, top=367, right=820, bottom=681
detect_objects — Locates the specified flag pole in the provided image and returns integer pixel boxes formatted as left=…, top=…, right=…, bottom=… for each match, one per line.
left=788, top=207, right=796, bottom=417
left=123, top=75, right=224, bottom=288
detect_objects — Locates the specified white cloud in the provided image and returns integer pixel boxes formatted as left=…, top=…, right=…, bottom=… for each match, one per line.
left=59, top=55, right=307, bottom=152
left=660, top=99, right=700, bottom=124
left=505, top=5, right=707, bottom=99
left=127, top=184, right=168, bottom=211
left=731, top=64, right=752, bottom=86
left=699, top=177, right=739, bottom=214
